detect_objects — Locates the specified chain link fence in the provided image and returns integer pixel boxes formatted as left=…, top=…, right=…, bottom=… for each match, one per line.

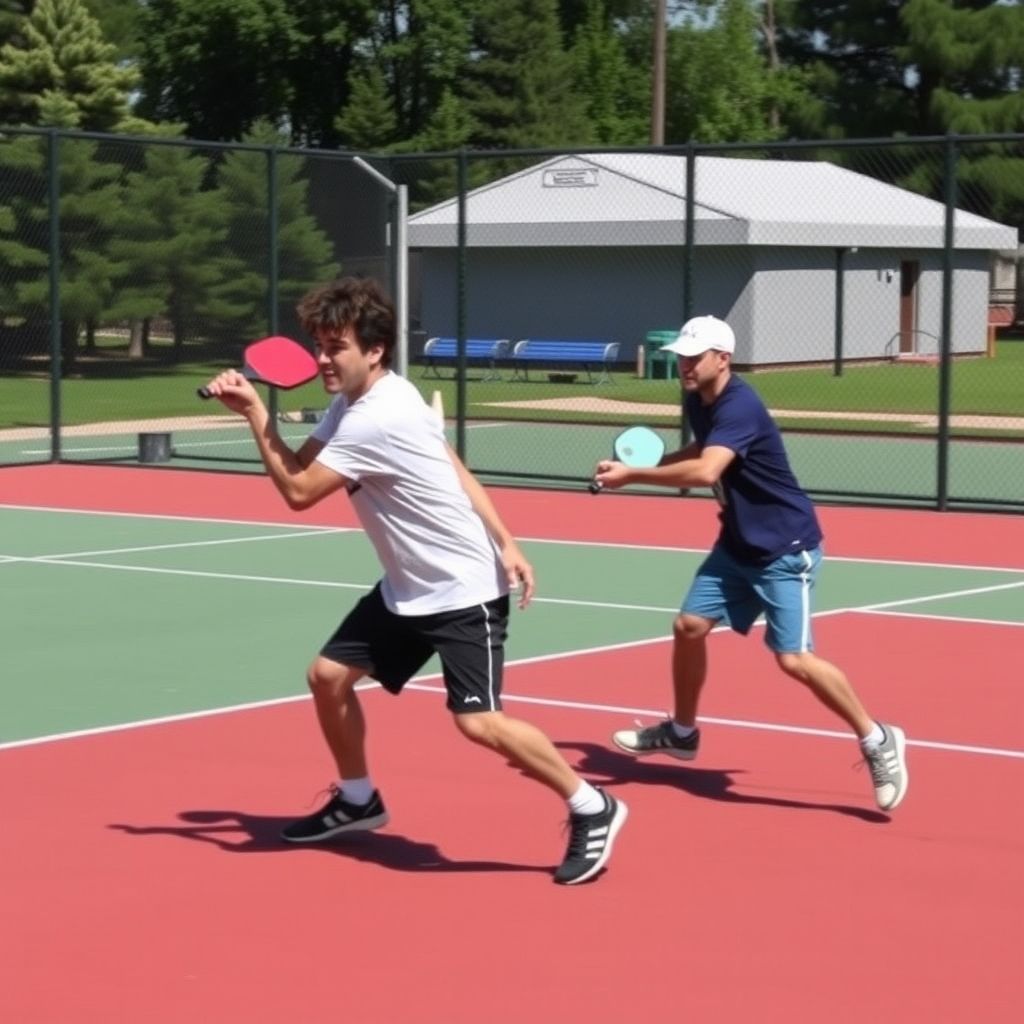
left=0, top=128, right=398, bottom=467
left=1, top=128, right=1021, bottom=510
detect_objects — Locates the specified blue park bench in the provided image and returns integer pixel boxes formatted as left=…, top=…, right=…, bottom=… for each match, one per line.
left=420, top=337, right=511, bottom=381
left=510, top=339, right=620, bottom=385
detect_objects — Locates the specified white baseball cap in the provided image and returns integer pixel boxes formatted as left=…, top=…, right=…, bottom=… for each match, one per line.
left=661, top=315, right=735, bottom=357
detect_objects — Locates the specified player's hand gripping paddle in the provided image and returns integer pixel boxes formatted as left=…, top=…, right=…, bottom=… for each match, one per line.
left=197, top=335, right=319, bottom=399
left=589, top=425, right=666, bottom=494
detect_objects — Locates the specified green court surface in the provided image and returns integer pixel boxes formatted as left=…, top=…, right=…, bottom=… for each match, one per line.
left=3, top=506, right=1022, bottom=744
left=2, top=416, right=1022, bottom=505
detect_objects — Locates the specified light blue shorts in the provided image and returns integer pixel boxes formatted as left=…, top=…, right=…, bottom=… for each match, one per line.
left=681, top=544, right=822, bottom=653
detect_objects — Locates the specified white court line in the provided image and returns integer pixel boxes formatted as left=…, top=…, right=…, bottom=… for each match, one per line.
left=5, top=528, right=345, bottom=562
left=403, top=683, right=1024, bottom=760
left=2, top=666, right=1021, bottom=761
left=827, top=553, right=1024, bottom=574
left=1, top=505, right=1021, bottom=753
left=3, top=502, right=1024, bottom=574
left=7, top=554, right=678, bottom=609
left=17, top=432, right=310, bottom=457
left=8, top=532, right=1022, bottom=583
left=859, top=579, right=1024, bottom=612
left=863, top=609, right=1024, bottom=628
left=8, top=557, right=1021, bottom=624
left=0, top=600, right=1020, bottom=756
left=532, top=596, right=678, bottom=613
left=10, top=559, right=377, bottom=590
left=531, top=536, right=1024, bottom=575
left=0, top=502, right=351, bottom=532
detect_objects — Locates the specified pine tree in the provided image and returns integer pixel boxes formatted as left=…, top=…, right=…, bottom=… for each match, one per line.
left=402, top=87, right=477, bottom=209
left=777, top=0, right=1024, bottom=140
left=901, top=0, right=1024, bottom=135
left=201, top=122, right=339, bottom=342
left=106, top=130, right=228, bottom=355
left=906, top=0, right=1024, bottom=231
left=0, top=2, right=32, bottom=48
left=0, top=0, right=140, bottom=131
left=0, top=93, right=126, bottom=368
left=415, top=87, right=476, bottom=152
left=569, top=0, right=647, bottom=144
left=0, top=126, right=49, bottom=357
left=335, top=65, right=398, bottom=150
left=781, top=0, right=1024, bottom=227
left=464, top=0, right=594, bottom=150
left=379, top=0, right=476, bottom=143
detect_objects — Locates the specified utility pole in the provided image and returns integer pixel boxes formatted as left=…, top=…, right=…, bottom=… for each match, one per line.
left=651, top=0, right=667, bottom=144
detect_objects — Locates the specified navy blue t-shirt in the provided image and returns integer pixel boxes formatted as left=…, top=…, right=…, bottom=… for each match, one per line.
left=685, top=375, right=822, bottom=565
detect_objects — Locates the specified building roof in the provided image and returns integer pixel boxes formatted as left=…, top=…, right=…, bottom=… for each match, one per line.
left=408, top=152, right=1018, bottom=250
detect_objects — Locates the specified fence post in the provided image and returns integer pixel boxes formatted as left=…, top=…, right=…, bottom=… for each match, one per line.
left=680, top=143, right=695, bottom=460
left=833, top=247, right=846, bottom=376
left=936, top=135, right=957, bottom=511
left=351, top=156, right=408, bottom=375
left=394, top=183, right=409, bottom=377
left=47, top=129, right=61, bottom=463
left=455, top=150, right=468, bottom=460
left=266, top=146, right=280, bottom=424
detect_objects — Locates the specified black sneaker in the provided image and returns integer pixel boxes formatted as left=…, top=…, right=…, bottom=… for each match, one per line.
left=554, top=789, right=628, bottom=886
left=612, top=719, right=700, bottom=760
left=281, top=786, right=389, bottom=843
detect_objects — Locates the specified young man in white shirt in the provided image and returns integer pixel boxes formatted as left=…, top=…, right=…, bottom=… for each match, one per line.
left=202, top=276, right=627, bottom=885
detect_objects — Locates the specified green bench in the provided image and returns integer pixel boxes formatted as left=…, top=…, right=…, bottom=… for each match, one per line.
left=644, top=330, right=680, bottom=380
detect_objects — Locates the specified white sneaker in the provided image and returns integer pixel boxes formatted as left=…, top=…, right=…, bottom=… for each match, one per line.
left=612, top=719, right=700, bottom=760
left=862, top=724, right=908, bottom=810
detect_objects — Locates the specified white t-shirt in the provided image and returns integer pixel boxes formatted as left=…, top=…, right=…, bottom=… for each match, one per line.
left=311, top=372, right=506, bottom=615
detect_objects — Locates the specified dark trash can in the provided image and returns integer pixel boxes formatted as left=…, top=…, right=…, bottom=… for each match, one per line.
left=138, top=432, right=172, bottom=463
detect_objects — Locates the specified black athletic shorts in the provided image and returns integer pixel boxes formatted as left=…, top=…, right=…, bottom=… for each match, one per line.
left=320, top=583, right=509, bottom=713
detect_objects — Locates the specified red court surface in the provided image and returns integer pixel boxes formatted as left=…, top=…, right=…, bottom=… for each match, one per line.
left=3, top=462, right=1024, bottom=567
left=2, top=465, right=1023, bottom=1022
left=512, top=613, right=1024, bottom=753
left=1, top=646, right=1022, bottom=1023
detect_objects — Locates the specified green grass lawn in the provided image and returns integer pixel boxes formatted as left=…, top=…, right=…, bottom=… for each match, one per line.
left=0, top=348, right=326, bottom=428
left=414, top=339, right=1024, bottom=437
left=1, top=338, right=1021, bottom=436
left=744, top=340, right=1024, bottom=415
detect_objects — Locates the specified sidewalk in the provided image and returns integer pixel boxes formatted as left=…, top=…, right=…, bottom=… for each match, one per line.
left=481, top=396, right=1024, bottom=430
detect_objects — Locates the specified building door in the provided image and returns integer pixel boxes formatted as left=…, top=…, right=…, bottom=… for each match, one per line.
left=899, top=261, right=919, bottom=354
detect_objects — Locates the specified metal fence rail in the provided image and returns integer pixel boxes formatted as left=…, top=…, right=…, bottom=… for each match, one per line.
left=0, top=128, right=1021, bottom=510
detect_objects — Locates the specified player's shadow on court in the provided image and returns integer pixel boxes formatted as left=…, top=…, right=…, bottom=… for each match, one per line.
left=555, top=741, right=889, bottom=823
left=109, top=811, right=549, bottom=874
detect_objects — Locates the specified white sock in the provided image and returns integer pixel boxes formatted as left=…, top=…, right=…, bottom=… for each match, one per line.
left=339, top=776, right=374, bottom=805
left=567, top=780, right=606, bottom=816
left=860, top=723, right=885, bottom=749
left=670, top=721, right=697, bottom=740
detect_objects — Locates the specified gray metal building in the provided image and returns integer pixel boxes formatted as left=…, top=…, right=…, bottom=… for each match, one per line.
left=407, top=153, right=1018, bottom=368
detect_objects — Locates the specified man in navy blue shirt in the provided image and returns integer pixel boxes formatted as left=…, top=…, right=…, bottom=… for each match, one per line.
left=593, top=315, right=908, bottom=811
